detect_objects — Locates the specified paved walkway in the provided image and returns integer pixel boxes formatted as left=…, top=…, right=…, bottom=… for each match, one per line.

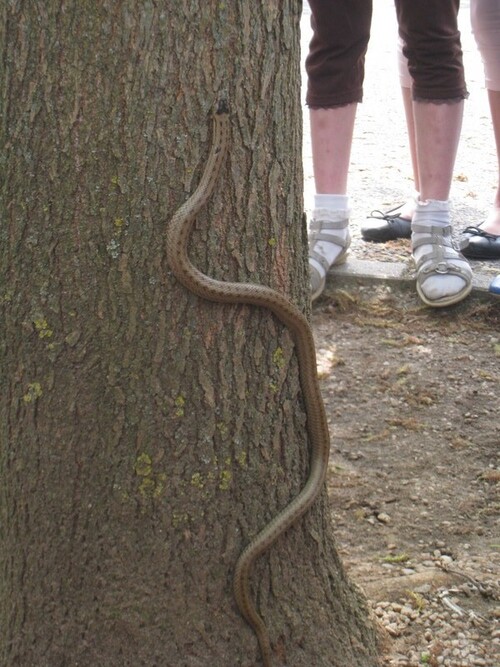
left=300, top=1, right=499, bottom=300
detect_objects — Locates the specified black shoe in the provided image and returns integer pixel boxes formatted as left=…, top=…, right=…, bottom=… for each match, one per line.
left=361, top=205, right=412, bottom=242
left=459, top=225, right=500, bottom=259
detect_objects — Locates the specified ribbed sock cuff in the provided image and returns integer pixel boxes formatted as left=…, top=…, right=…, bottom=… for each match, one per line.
left=314, top=193, right=349, bottom=210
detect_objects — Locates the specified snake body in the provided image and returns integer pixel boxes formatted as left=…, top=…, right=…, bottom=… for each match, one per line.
left=166, top=103, right=330, bottom=667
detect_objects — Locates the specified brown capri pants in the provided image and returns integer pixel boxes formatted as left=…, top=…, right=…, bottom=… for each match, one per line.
left=306, top=0, right=468, bottom=108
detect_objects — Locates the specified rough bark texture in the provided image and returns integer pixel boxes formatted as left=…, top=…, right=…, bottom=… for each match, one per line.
left=0, top=2, right=380, bottom=665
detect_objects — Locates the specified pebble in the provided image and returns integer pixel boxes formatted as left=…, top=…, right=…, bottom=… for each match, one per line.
left=377, top=577, right=499, bottom=667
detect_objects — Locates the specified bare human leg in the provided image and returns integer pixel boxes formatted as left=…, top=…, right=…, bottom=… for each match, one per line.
left=308, top=106, right=356, bottom=300
left=400, top=84, right=420, bottom=219
left=483, top=89, right=500, bottom=232
left=310, top=105, right=357, bottom=194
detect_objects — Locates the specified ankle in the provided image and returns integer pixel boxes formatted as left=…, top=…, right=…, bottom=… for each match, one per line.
left=399, top=191, right=419, bottom=220
left=312, top=207, right=350, bottom=224
left=482, top=207, right=500, bottom=235
left=412, top=199, right=450, bottom=231
left=314, top=193, right=349, bottom=210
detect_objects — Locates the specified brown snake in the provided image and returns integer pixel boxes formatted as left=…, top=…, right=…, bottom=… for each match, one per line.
left=166, top=102, right=330, bottom=667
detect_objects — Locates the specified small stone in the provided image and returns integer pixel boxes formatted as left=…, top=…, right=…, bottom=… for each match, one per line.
left=377, top=601, right=391, bottom=609
left=415, top=584, right=432, bottom=595
left=385, top=623, right=400, bottom=637
left=377, top=512, right=391, bottom=524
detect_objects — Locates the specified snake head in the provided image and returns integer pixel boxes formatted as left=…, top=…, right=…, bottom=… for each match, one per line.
left=216, top=98, right=230, bottom=115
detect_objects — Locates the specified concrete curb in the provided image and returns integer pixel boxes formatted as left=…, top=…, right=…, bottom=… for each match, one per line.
left=327, top=258, right=499, bottom=303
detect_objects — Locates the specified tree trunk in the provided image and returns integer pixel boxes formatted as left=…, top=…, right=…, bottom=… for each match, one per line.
left=0, top=2, right=380, bottom=665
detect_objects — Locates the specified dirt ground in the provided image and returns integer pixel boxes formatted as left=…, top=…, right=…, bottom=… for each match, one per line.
left=312, top=284, right=499, bottom=666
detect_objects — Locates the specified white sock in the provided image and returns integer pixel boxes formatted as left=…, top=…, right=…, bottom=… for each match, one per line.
left=309, top=195, right=350, bottom=276
left=411, top=199, right=468, bottom=301
left=314, top=194, right=349, bottom=211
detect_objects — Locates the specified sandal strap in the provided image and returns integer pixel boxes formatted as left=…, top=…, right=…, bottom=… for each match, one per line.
left=309, top=249, right=330, bottom=273
left=411, top=225, right=455, bottom=254
left=309, top=217, right=349, bottom=241
left=309, top=263, right=326, bottom=301
left=309, top=217, right=349, bottom=233
left=412, top=236, right=455, bottom=253
left=415, top=247, right=470, bottom=278
left=311, top=231, right=350, bottom=248
left=411, top=223, right=453, bottom=236
left=309, top=219, right=349, bottom=244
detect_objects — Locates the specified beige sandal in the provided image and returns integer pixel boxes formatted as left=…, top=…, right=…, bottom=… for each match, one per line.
left=412, top=224, right=472, bottom=307
left=309, top=217, right=350, bottom=301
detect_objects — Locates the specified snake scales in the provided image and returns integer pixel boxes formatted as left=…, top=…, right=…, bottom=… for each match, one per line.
left=166, top=102, right=331, bottom=667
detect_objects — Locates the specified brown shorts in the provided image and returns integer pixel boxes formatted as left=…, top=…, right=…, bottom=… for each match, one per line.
left=306, top=0, right=468, bottom=108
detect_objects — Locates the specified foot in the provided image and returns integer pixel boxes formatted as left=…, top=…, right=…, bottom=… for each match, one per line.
left=309, top=209, right=350, bottom=301
left=459, top=209, right=500, bottom=259
left=361, top=203, right=413, bottom=242
left=412, top=223, right=473, bottom=307
left=483, top=206, right=500, bottom=234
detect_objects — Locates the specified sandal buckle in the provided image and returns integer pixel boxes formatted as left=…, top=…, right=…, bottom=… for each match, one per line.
left=435, top=261, right=450, bottom=274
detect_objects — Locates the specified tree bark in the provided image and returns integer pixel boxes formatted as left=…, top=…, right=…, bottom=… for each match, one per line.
left=0, top=2, right=380, bottom=665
